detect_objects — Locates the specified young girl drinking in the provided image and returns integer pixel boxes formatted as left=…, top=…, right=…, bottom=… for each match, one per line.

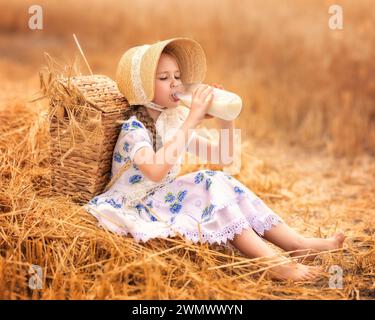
left=84, top=37, right=345, bottom=281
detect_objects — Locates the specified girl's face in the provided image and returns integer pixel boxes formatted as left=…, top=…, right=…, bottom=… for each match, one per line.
left=152, top=53, right=183, bottom=108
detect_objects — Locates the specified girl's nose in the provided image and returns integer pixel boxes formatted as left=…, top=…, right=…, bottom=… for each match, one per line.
left=171, top=80, right=182, bottom=89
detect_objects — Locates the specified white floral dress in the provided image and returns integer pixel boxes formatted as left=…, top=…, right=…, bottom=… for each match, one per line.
left=83, top=105, right=284, bottom=245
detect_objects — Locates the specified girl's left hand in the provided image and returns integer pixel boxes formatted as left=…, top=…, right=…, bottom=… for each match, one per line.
left=203, top=83, right=225, bottom=119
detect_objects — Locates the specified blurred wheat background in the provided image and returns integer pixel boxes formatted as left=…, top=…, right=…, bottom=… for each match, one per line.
left=0, top=0, right=374, bottom=299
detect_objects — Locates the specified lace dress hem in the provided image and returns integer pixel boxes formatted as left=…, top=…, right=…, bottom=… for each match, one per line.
left=85, top=193, right=284, bottom=246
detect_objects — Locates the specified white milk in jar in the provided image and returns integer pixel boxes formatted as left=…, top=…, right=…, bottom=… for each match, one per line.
left=174, top=83, right=242, bottom=121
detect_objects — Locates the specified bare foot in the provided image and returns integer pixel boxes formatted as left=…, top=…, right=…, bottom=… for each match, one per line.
left=264, top=257, right=323, bottom=281
left=290, top=232, right=346, bottom=262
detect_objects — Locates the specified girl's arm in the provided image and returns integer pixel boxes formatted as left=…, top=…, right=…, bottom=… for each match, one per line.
left=187, top=118, right=234, bottom=166
left=133, top=84, right=214, bottom=182
left=133, top=117, right=197, bottom=182
left=187, top=83, right=235, bottom=166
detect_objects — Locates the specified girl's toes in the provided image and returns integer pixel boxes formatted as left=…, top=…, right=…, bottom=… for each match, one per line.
left=312, top=266, right=323, bottom=275
left=334, top=232, right=346, bottom=247
left=307, top=267, right=321, bottom=279
left=303, top=270, right=314, bottom=280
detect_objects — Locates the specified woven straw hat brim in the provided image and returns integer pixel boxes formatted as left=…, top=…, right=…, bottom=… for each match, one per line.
left=116, top=37, right=207, bottom=105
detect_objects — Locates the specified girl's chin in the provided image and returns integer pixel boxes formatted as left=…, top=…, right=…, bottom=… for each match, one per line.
left=151, top=99, right=179, bottom=109
left=167, top=100, right=179, bottom=107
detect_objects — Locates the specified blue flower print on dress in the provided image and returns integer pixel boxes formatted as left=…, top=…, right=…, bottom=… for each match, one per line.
left=170, top=202, right=182, bottom=214
left=121, top=118, right=145, bottom=133
left=194, top=172, right=204, bottom=184
left=234, top=186, right=245, bottom=194
left=194, top=171, right=214, bottom=190
left=131, top=120, right=143, bottom=129
left=205, top=170, right=217, bottom=176
left=135, top=203, right=158, bottom=221
left=177, top=190, right=188, bottom=202
left=129, top=174, right=142, bottom=184
left=164, top=189, right=188, bottom=214
left=123, top=142, right=130, bottom=153
left=89, top=197, right=99, bottom=206
left=121, top=122, right=130, bottom=131
left=165, top=192, right=176, bottom=203
left=201, top=204, right=216, bottom=222
left=205, top=178, right=212, bottom=190
left=113, top=151, right=123, bottom=163
left=105, top=198, right=122, bottom=209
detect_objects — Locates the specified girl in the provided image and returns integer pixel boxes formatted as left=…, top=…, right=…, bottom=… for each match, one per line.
left=84, top=38, right=345, bottom=281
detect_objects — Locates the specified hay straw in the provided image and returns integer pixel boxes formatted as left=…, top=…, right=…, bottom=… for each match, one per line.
left=72, top=34, right=93, bottom=76
left=0, top=3, right=374, bottom=297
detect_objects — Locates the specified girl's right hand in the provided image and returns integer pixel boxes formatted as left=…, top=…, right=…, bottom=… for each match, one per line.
left=187, top=84, right=214, bottom=125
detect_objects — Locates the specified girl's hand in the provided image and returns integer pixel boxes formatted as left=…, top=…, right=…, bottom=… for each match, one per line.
left=187, top=84, right=214, bottom=124
left=211, top=83, right=224, bottom=90
left=203, top=83, right=225, bottom=119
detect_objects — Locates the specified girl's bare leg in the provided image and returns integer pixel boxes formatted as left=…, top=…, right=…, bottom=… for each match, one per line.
left=262, top=222, right=346, bottom=261
left=228, top=227, right=322, bottom=281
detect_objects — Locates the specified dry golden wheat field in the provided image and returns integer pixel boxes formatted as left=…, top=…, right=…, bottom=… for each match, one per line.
left=0, top=0, right=374, bottom=300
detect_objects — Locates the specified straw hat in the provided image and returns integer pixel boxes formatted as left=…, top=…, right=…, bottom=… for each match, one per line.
left=116, top=37, right=207, bottom=106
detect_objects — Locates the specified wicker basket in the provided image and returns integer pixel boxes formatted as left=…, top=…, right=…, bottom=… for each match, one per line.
left=48, top=75, right=128, bottom=205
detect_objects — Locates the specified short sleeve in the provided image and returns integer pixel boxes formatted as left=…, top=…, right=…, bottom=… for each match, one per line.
left=119, top=116, right=153, bottom=161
